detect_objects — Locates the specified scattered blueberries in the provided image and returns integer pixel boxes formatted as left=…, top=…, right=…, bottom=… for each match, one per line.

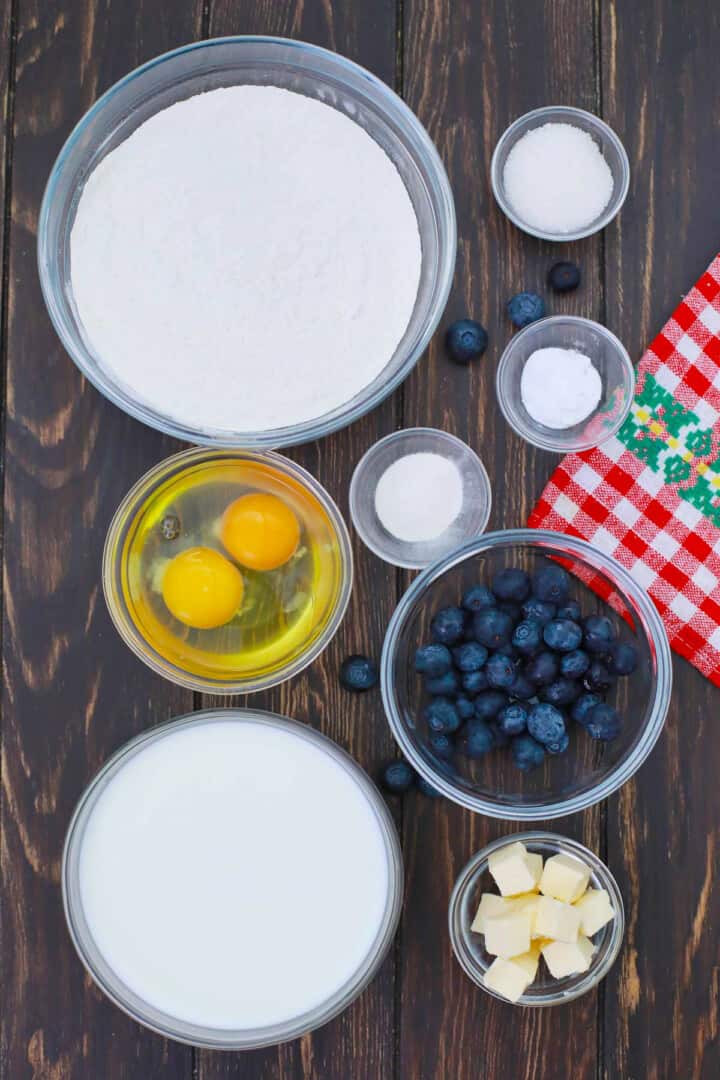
left=548, top=260, right=581, bottom=293
left=445, top=318, right=489, bottom=364
left=414, top=643, right=452, bottom=677
left=543, top=618, right=583, bottom=653
left=414, top=561, right=640, bottom=773
left=431, top=606, right=466, bottom=645
left=380, top=760, right=415, bottom=794
left=339, top=654, right=379, bottom=691
left=512, top=734, right=546, bottom=771
left=508, top=291, right=545, bottom=328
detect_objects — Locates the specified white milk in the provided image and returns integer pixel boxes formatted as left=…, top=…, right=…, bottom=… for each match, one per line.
left=78, top=719, right=391, bottom=1030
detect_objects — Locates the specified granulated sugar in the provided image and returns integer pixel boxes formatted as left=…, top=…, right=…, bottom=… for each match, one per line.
left=374, top=453, right=463, bottom=543
left=502, top=122, right=614, bottom=234
left=71, top=86, right=422, bottom=433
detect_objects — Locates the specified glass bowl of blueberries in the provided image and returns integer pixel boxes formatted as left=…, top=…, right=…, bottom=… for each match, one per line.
left=380, top=529, right=672, bottom=819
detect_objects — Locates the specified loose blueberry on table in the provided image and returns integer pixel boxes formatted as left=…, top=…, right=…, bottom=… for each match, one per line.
left=340, top=654, right=379, bottom=691
left=445, top=318, right=489, bottom=364
left=507, top=291, right=545, bottom=328
left=413, top=564, right=639, bottom=772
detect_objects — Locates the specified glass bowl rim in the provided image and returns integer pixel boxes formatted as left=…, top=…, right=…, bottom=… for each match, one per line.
left=61, top=707, right=404, bottom=1048
left=101, top=446, right=354, bottom=694
left=495, top=315, right=636, bottom=452
left=490, top=104, right=631, bottom=242
left=37, top=34, right=457, bottom=449
left=348, top=426, right=493, bottom=569
left=447, top=830, right=625, bottom=1006
left=380, top=527, right=672, bottom=819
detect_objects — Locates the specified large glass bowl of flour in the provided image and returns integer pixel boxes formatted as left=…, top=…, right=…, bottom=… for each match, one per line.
left=38, top=37, right=456, bottom=448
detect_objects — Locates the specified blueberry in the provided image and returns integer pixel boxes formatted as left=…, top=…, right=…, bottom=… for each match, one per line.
left=548, top=260, right=581, bottom=293
left=583, top=703, right=622, bottom=741
left=417, top=776, right=442, bottom=797
left=486, top=653, right=516, bottom=689
left=414, top=643, right=452, bottom=677
left=508, top=291, right=545, bottom=328
left=462, top=669, right=489, bottom=695
left=541, top=678, right=581, bottom=707
left=474, top=690, right=509, bottom=720
left=489, top=721, right=511, bottom=748
left=543, top=619, right=583, bottom=653
left=425, top=670, right=460, bottom=696
left=512, top=734, right=546, bottom=772
left=571, top=692, right=602, bottom=725
left=546, top=731, right=570, bottom=755
left=556, top=600, right=581, bottom=621
left=431, top=606, right=466, bottom=645
left=608, top=641, right=639, bottom=676
left=527, top=702, right=567, bottom=747
left=521, top=597, right=556, bottom=625
left=445, top=318, right=489, bottom=364
left=525, top=651, right=559, bottom=686
left=339, top=655, right=379, bottom=691
left=462, top=585, right=496, bottom=612
left=428, top=732, right=455, bottom=761
left=380, top=760, right=415, bottom=794
left=508, top=672, right=536, bottom=701
left=455, top=695, right=475, bottom=720
left=560, top=649, right=590, bottom=679
left=424, top=697, right=461, bottom=734
left=460, top=718, right=495, bottom=757
left=532, top=565, right=570, bottom=605
left=492, top=568, right=531, bottom=603
left=512, top=620, right=543, bottom=656
left=584, top=660, right=615, bottom=693
left=452, top=641, right=488, bottom=672
left=160, top=513, right=181, bottom=540
left=583, top=614, right=616, bottom=654
left=497, top=703, right=528, bottom=735
left=497, top=601, right=522, bottom=622
left=473, top=609, right=514, bottom=649
left=493, top=642, right=521, bottom=661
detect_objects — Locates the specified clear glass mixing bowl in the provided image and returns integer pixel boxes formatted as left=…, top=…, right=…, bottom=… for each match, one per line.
left=38, top=36, right=456, bottom=448
left=381, top=529, right=672, bottom=819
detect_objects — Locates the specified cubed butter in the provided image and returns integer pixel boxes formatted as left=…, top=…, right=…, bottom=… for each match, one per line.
left=525, top=851, right=544, bottom=890
left=483, top=957, right=532, bottom=1003
left=511, top=940, right=542, bottom=981
left=483, top=910, right=532, bottom=959
left=512, top=892, right=541, bottom=937
left=574, top=887, right=615, bottom=937
left=541, top=936, right=595, bottom=978
left=488, top=841, right=538, bottom=896
left=471, top=893, right=515, bottom=934
left=534, top=895, right=581, bottom=943
left=539, top=853, right=591, bottom=903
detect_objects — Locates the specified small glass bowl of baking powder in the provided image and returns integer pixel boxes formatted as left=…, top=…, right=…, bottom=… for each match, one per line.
left=496, top=316, right=635, bottom=453
left=349, top=428, right=492, bottom=569
left=491, top=106, right=630, bottom=241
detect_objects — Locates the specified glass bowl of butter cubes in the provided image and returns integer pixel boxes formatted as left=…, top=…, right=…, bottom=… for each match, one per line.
left=449, top=833, right=624, bottom=1005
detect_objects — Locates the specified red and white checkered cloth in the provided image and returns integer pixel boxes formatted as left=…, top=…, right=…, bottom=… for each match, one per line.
left=529, top=254, right=720, bottom=686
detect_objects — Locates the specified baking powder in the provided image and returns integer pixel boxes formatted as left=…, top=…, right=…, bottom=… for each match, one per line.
left=521, top=347, right=602, bottom=429
left=71, top=86, right=422, bottom=432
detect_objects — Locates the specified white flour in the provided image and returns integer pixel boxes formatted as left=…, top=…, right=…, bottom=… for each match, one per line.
left=71, top=86, right=422, bottom=433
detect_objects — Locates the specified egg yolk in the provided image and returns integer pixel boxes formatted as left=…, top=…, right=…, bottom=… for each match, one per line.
left=161, top=546, right=244, bottom=629
left=220, top=493, right=300, bottom=571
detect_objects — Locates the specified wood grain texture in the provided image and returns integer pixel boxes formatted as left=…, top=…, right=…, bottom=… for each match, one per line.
left=601, top=3, right=720, bottom=1078
left=398, top=2, right=604, bottom=1078
left=1, top=1, right=203, bottom=1077
left=196, top=3, right=400, bottom=1078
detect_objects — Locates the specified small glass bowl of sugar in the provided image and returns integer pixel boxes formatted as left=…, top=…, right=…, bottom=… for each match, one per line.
left=491, top=106, right=630, bottom=241
left=496, top=315, right=635, bottom=453
left=350, top=428, right=492, bottom=569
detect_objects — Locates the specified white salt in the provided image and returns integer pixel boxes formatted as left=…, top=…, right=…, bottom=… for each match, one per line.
left=503, top=122, right=614, bottom=234
left=521, top=347, right=602, bottom=429
left=374, top=452, right=463, bottom=543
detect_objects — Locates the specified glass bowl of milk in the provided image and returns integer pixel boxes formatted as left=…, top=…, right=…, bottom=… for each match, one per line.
left=62, top=710, right=403, bottom=1048
left=496, top=316, right=635, bottom=452
left=38, top=37, right=456, bottom=448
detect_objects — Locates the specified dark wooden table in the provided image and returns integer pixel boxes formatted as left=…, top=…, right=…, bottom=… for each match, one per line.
left=2, top=1, right=719, bottom=1078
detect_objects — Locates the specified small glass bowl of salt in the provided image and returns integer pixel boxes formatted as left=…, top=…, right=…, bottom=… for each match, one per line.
left=350, top=429, right=492, bottom=569
left=496, top=315, right=635, bottom=453
left=491, top=106, right=630, bottom=241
